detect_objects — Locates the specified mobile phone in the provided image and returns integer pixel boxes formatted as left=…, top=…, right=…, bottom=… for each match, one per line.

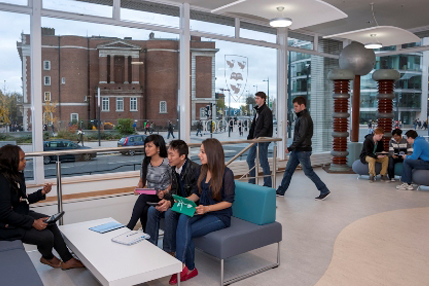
left=44, top=211, right=65, bottom=224
left=147, top=201, right=160, bottom=206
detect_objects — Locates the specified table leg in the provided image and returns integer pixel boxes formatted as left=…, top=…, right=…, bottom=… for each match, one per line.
left=177, top=272, right=181, bottom=286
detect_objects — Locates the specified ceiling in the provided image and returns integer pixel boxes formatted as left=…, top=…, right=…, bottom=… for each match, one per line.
left=163, top=0, right=429, bottom=37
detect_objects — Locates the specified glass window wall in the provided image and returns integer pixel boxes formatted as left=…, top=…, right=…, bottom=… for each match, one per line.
left=43, top=0, right=112, bottom=17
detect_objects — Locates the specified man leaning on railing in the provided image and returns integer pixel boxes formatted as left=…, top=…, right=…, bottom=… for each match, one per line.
left=246, top=92, right=273, bottom=187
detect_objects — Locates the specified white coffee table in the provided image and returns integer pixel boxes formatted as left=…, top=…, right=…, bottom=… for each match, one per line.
left=59, top=217, right=182, bottom=286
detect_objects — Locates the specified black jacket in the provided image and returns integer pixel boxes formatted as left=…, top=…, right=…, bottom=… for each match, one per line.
left=164, top=159, right=200, bottom=205
left=247, top=103, right=273, bottom=139
left=0, top=173, right=46, bottom=241
left=288, top=109, right=313, bottom=152
left=359, top=134, right=385, bottom=164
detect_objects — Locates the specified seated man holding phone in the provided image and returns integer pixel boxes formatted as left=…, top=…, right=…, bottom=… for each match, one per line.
left=359, top=127, right=389, bottom=182
left=388, top=129, right=412, bottom=182
left=146, top=140, right=200, bottom=256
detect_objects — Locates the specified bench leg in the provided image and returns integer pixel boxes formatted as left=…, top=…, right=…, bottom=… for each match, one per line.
left=221, top=242, right=281, bottom=286
left=220, top=259, right=224, bottom=286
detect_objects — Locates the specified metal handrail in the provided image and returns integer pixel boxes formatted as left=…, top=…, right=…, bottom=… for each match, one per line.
left=24, top=137, right=282, bottom=225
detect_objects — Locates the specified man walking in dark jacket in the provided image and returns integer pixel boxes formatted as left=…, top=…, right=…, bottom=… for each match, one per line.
left=246, top=92, right=273, bottom=187
left=276, top=96, right=331, bottom=200
left=146, top=140, right=199, bottom=255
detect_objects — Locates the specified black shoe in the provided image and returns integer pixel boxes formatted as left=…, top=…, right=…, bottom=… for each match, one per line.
left=276, top=192, right=284, bottom=198
left=315, top=191, right=331, bottom=201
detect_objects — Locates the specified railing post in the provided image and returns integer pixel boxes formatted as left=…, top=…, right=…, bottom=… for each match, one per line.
left=256, top=143, right=260, bottom=185
left=56, top=156, right=64, bottom=225
left=273, top=141, right=277, bottom=188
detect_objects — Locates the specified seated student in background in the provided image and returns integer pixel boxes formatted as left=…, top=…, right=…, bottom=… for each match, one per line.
left=359, top=127, right=389, bottom=182
left=388, top=129, right=413, bottom=182
left=127, top=134, right=171, bottom=231
left=396, top=130, right=429, bottom=190
left=0, top=145, right=84, bottom=270
left=146, top=140, right=199, bottom=256
left=169, top=138, right=235, bottom=285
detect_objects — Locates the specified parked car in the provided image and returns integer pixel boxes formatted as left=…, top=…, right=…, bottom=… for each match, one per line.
left=117, top=135, right=147, bottom=156
left=43, top=140, right=96, bottom=164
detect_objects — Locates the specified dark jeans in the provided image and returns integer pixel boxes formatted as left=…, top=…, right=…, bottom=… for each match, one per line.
left=246, top=142, right=272, bottom=187
left=388, top=156, right=403, bottom=179
left=196, top=129, right=202, bottom=136
left=277, top=150, right=329, bottom=195
left=146, top=207, right=181, bottom=253
left=176, top=214, right=226, bottom=270
left=127, top=194, right=160, bottom=231
left=167, top=131, right=175, bottom=139
left=21, top=211, right=73, bottom=262
left=401, top=159, right=429, bottom=184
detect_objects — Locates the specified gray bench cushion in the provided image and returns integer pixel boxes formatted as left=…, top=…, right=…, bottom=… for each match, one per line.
left=352, top=159, right=402, bottom=176
left=352, top=159, right=383, bottom=175
left=194, top=217, right=282, bottom=259
left=413, top=170, right=429, bottom=186
left=0, top=241, right=44, bottom=286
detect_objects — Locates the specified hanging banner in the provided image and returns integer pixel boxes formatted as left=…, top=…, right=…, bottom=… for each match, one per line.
left=224, top=55, right=248, bottom=102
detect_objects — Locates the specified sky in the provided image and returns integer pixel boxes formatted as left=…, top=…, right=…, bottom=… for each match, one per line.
left=0, top=0, right=277, bottom=109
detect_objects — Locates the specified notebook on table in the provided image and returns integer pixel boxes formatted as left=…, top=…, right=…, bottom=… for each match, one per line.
left=111, top=230, right=150, bottom=246
left=89, top=221, right=125, bottom=234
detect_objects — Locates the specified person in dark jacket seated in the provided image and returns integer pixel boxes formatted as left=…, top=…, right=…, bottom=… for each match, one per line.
left=169, top=139, right=235, bottom=285
left=246, top=91, right=273, bottom=187
left=359, top=127, right=389, bottom=182
left=0, top=145, right=84, bottom=270
left=396, top=130, right=429, bottom=190
left=276, top=96, right=331, bottom=200
left=146, top=140, right=199, bottom=256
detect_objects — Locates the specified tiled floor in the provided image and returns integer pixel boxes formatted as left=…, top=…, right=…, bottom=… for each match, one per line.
left=28, top=169, right=429, bottom=286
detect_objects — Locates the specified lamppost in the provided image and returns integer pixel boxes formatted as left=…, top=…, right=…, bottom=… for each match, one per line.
left=262, top=78, right=270, bottom=108
left=97, top=87, right=101, bottom=147
left=253, top=84, right=258, bottom=94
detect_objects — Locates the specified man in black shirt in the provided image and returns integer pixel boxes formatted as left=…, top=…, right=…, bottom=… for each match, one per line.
left=146, top=140, right=199, bottom=255
left=276, top=96, right=331, bottom=201
left=246, top=92, right=273, bottom=187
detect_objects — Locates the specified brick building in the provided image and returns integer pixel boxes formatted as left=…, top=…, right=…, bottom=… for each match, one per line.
left=16, top=28, right=218, bottom=131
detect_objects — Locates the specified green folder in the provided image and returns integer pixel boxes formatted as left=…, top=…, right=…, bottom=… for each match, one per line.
left=172, top=194, right=197, bottom=217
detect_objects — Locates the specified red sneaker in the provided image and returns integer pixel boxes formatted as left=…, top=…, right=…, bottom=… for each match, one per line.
left=182, top=268, right=198, bottom=282
left=169, top=266, right=188, bottom=285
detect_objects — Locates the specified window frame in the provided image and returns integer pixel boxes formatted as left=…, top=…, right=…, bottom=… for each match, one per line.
left=159, top=101, right=167, bottom=114
left=130, top=97, right=137, bottom=111
left=116, top=97, right=124, bottom=111
left=70, top=113, right=79, bottom=123
left=44, top=76, right=51, bottom=86
left=102, top=97, right=110, bottom=111
left=44, top=91, right=51, bottom=102
left=43, top=60, right=51, bottom=70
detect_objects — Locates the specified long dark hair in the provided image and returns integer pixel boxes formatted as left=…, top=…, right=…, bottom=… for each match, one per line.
left=0, top=145, right=23, bottom=193
left=141, top=134, right=167, bottom=187
left=197, top=138, right=225, bottom=201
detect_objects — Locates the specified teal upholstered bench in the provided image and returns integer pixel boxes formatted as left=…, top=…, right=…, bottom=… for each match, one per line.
left=194, top=181, right=282, bottom=285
